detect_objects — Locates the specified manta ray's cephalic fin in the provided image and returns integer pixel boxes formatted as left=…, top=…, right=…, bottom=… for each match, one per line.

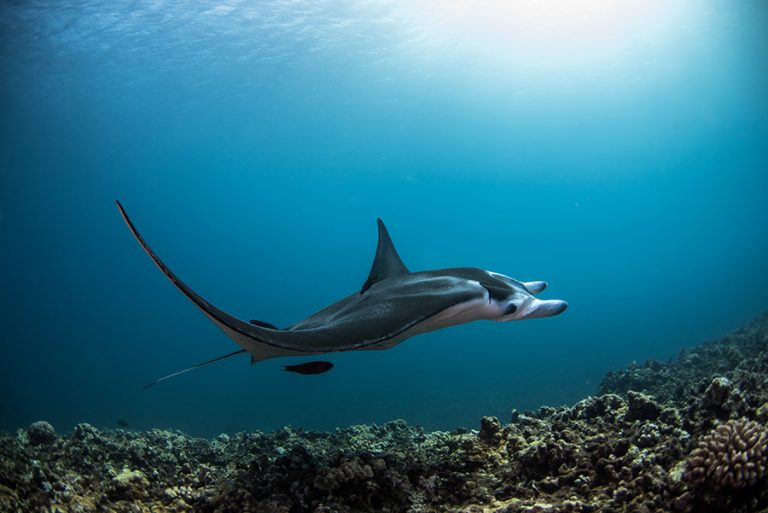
left=361, top=218, right=409, bottom=294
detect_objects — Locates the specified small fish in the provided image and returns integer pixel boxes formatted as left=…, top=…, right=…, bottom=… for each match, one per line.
left=283, top=361, right=334, bottom=375
left=117, top=419, right=130, bottom=428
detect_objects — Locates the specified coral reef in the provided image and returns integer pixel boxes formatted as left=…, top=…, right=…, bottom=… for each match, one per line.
left=1, top=313, right=767, bottom=512
left=685, top=418, right=768, bottom=489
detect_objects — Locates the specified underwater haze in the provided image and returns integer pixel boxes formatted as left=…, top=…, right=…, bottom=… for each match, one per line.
left=1, top=0, right=767, bottom=437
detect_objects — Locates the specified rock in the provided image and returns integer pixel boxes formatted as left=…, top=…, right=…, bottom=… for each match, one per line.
left=702, top=376, right=733, bottom=408
left=569, top=394, right=625, bottom=420
left=73, top=422, right=100, bottom=440
left=479, top=416, right=502, bottom=444
left=757, top=402, right=768, bottom=421
left=625, top=391, right=660, bottom=421
left=26, top=421, right=56, bottom=446
left=110, top=468, right=150, bottom=500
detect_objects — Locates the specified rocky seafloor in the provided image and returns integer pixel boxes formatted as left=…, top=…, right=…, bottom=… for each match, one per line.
left=2, top=315, right=768, bottom=513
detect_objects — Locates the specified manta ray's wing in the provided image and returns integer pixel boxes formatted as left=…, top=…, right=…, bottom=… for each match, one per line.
left=116, top=201, right=315, bottom=363
left=361, top=219, right=409, bottom=294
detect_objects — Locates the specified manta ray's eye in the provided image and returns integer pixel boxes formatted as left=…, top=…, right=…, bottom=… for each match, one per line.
left=505, top=304, right=518, bottom=315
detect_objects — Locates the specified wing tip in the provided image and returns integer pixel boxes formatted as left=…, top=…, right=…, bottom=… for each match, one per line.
left=115, top=199, right=133, bottom=229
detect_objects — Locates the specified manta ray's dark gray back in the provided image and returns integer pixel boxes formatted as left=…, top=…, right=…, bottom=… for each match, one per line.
left=361, top=219, right=409, bottom=293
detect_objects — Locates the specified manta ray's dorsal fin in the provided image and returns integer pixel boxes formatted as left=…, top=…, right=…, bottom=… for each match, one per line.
left=361, top=218, right=409, bottom=294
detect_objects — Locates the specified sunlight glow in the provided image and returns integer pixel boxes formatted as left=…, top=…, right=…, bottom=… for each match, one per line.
left=400, top=0, right=682, bottom=67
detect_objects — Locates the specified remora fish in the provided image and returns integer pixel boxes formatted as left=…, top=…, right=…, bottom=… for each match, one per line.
left=116, top=201, right=567, bottom=388
left=283, top=361, right=334, bottom=375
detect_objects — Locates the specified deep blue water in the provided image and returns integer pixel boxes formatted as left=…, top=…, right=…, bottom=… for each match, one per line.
left=1, top=0, right=766, bottom=437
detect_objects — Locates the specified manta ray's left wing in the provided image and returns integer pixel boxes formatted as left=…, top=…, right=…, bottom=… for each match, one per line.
left=116, top=201, right=312, bottom=364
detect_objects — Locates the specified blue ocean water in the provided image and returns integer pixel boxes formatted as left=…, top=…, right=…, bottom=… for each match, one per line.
left=0, top=0, right=766, bottom=437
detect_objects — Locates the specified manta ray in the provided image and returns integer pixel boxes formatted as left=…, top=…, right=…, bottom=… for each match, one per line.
left=116, top=201, right=567, bottom=387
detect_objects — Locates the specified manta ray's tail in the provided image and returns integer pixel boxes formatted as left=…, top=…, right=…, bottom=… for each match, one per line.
left=141, top=349, right=246, bottom=389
